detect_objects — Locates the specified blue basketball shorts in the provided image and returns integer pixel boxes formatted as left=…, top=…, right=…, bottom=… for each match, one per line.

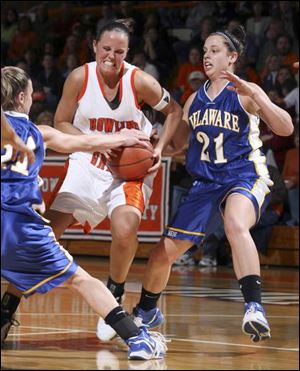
left=165, top=177, right=272, bottom=245
left=1, top=210, right=78, bottom=297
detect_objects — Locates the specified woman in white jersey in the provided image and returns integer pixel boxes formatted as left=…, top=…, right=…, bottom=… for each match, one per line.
left=46, top=20, right=182, bottom=341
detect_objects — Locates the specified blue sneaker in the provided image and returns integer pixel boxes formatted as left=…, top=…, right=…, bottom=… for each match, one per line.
left=242, top=302, right=271, bottom=342
left=132, top=306, right=164, bottom=328
left=126, top=327, right=167, bottom=360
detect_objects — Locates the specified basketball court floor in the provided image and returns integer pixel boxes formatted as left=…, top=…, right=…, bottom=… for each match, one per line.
left=1, top=257, right=298, bottom=370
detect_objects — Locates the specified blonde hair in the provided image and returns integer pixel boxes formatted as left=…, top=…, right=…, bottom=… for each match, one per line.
left=1, top=66, right=30, bottom=111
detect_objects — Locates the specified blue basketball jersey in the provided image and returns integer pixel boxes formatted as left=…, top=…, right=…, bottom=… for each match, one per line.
left=185, top=81, right=269, bottom=183
left=1, top=112, right=78, bottom=296
left=1, top=112, right=45, bottom=217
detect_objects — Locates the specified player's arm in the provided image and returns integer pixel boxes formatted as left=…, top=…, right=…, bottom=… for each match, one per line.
left=38, top=125, right=149, bottom=153
left=134, top=70, right=183, bottom=171
left=1, top=108, right=35, bottom=164
left=167, top=92, right=193, bottom=154
left=220, top=70, right=294, bottom=137
left=53, top=66, right=85, bottom=135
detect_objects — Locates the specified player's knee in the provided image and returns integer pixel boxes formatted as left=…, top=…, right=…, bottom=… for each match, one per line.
left=224, top=216, right=246, bottom=239
left=112, top=223, right=138, bottom=244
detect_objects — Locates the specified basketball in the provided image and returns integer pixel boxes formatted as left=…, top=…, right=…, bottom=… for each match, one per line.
left=107, top=142, right=154, bottom=181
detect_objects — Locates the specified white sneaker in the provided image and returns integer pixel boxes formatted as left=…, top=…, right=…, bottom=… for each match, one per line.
left=96, top=318, right=117, bottom=341
left=242, top=302, right=271, bottom=342
left=198, top=256, right=217, bottom=267
left=96, top=294, right=125, bottom=342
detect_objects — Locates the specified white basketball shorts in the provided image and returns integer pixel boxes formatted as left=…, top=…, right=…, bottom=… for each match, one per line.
left=50, top=152, right=155, bottom=232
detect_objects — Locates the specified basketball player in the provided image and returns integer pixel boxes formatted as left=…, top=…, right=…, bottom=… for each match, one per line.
left=1, top=67, right=167, bottom=359
left=131, top=26, right=294, bottom=342
left=1, top=107, right=35, bottom=164
left=43, top=20, right=182, bottom=341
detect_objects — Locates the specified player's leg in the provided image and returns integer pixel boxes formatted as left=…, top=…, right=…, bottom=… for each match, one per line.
left=96, top=205, right=142, bottom=341
left=65, top=266, right=167, bottom=360
left=224, top=193, right=271, bottom=342
left=45, top=209, right=76, bottom=239
left=133, top=180, right=215, bottom=328
left=132, top=237, right=193, bottom=328
left=1, top=284, right=22, bottom=347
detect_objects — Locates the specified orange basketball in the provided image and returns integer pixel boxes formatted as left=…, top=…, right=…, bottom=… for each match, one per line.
left=107, top=142, right=154, bottom=181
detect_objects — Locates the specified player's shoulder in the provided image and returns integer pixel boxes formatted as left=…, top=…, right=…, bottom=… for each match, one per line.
left=66, top=65, right=86, bottom=86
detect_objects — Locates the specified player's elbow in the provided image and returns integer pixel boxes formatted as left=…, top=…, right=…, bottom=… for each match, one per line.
left=278, top=118, right=294, bottom=137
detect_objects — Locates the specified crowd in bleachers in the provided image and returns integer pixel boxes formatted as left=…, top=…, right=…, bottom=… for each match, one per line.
left=1, top=1, right=299, bottom=232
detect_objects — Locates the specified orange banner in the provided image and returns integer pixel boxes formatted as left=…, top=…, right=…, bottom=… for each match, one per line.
left=40, top=156, right=171, bottom=242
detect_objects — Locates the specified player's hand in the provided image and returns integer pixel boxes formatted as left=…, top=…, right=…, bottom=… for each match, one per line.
left=150, top=127, right=159, bottom=147
left=119, top=128, right=150, bottom=148
left=147, top=147, right=161, bottom=174
left=219, top=70, right=256, bottom=98
left=293, top=61, right=299, bottom=69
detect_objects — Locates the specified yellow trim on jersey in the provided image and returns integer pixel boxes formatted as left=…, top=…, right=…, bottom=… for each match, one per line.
left=167, top=226, right=205, bottom=236
left=22, top=244, right=74, bottom=296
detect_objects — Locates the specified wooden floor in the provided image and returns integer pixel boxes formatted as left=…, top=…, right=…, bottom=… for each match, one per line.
left=1, top=257, right=299, bottom=370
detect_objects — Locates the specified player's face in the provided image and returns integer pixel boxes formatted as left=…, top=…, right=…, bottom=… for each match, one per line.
left=94, top=31, right=129, bottom=77
left=203, top=35, right=237, bottom=79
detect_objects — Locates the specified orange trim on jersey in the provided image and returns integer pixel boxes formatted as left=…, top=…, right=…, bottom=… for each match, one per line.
left=45, top=160, right=69, bottom=211
left=131, top=68, right=141, bottom=109
left=77, top=64, right=89, bottom=101
left=123, top=181, right=145, bottom=213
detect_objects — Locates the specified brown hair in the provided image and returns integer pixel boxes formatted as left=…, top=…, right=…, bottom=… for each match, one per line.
left=1, top=66, right=30, bottom=111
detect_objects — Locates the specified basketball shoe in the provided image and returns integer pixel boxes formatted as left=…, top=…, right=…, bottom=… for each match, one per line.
left=132, top=306, right=164, bottom=328
left=242, top=302, right=271, bottom=342
left=96, top=295, right=124, bottom=341
left=126, top=326, right=167, bottom=360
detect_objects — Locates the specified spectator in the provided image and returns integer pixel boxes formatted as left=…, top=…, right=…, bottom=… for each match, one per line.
left=36, top=54, right=64, bottom=111
left=260, top=119, right=294, bottom=172
left=272, top=1, right=298, bottom=39
left=132, top=50, right=159, bottom=81
left=62, top=53, right=80, bottom=79
left=275, top=34, right=299, bottom=73
left=142, top=26, right=176, bottom=85
left=180, top=71, right=206, bottom=106
left=1, top=7, right=18, bottom=65
left=173, top=45, right=204, bottom=103
left=7, top=16, right=38, bottom=64
left=96, top=3, right=117, bottom=36
left=32, top=4, right=56, bottom=47
left=260, top=53, right=281, bottom=91
left=185, top=1, right=216, bottom=33
left=274, top=65, right=297, bottom=98
left=246, top=1, right=271, bottom=48
left=256, top=17, right=284, bottom=72
left=53, top=2, right=79, bottom=39
left=235, top=55, right=261, bottom=85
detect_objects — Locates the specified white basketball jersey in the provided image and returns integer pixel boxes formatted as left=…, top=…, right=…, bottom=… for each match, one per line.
left=72, top=61, right=152, bottom=162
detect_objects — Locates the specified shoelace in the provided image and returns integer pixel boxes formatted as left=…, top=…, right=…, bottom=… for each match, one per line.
left=148, top=331, right=170, bottom=353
